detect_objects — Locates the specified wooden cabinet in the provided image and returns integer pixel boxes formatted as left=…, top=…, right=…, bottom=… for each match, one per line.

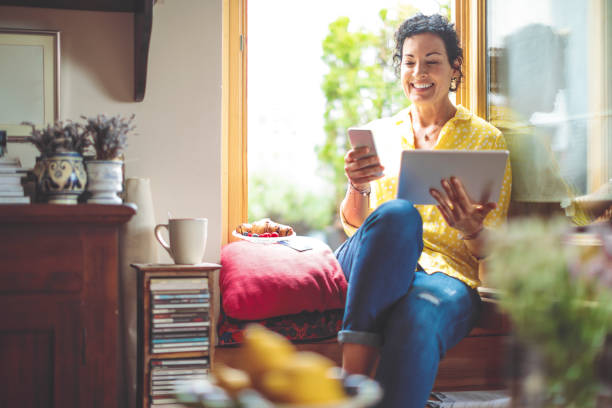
left=132, top=263, right=221, bottom=408
left=0, top=204, right=134, bottom=408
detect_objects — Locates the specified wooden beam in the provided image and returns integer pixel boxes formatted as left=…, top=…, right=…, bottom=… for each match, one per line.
left=0, top=0, right=136, bottom=12
left=134, top=0, right=153, bottom=102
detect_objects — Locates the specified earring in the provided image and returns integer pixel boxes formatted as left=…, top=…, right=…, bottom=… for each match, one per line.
left=450, top=77, right=458, bottom=91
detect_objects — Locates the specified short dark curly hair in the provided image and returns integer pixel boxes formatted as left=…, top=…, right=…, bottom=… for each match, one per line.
left=392, top=13, right=463, bottom=92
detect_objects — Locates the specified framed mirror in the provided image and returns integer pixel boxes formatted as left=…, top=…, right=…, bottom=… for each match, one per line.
left=0, top=28, right=60, bottom=142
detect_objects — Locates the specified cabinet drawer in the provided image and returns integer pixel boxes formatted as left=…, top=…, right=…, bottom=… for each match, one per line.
left=0, top=228, right=83, bottom=293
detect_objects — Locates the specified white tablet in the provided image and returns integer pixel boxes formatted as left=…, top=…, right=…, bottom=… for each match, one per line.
left=396, top=150, right=509, bottom=205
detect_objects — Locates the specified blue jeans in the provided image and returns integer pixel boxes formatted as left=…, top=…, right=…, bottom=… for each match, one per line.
left=335, top=200, right=482, bottom=408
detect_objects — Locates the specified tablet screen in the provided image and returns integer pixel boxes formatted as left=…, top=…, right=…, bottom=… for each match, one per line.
left=396, top=150, right=509, bottom=205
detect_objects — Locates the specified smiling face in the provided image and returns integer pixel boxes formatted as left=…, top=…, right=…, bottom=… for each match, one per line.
left=400, top=33, right=459, bottom=106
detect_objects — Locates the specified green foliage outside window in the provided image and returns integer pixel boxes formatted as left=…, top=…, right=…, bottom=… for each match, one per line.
left=248, top=171, right=334, bottom=235
left=318, top=7, right=417, bottom=204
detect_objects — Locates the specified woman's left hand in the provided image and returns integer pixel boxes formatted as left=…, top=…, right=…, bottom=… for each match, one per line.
left=429, top=176, right=496, bottom=237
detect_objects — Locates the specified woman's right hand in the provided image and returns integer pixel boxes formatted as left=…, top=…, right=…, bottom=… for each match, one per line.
left=344, top=146, right=385, bottom=189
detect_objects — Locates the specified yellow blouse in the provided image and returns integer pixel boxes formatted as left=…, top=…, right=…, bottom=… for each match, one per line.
left=341, top=104, right=512, bottom=288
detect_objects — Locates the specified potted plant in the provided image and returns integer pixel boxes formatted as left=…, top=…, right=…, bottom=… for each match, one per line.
left=24, top=120, right=90, bottom=204
left=82, top=114, right=135, bottom=204
left=486, top=218, right=612, bottom=407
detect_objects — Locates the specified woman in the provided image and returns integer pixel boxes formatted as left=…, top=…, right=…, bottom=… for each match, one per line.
left=335, top=13, right=512, bottom=408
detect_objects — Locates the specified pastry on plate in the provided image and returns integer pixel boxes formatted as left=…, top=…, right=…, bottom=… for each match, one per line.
left=235, top=218, right=294, bottom=237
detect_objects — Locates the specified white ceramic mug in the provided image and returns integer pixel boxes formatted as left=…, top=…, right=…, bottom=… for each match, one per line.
left=154, top=218, right=208, bottom=264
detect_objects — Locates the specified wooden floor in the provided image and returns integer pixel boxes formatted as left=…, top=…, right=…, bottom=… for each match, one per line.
left=215, top=299, right=511, bottom=391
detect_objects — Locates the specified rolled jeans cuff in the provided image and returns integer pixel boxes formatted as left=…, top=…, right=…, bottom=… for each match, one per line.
left=337, top=329, right=382, bottom=348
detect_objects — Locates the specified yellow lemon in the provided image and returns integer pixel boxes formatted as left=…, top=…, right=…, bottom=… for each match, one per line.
left=260, top=351, right=346, bottom=404
left=238, top=324, right=296, bottom=378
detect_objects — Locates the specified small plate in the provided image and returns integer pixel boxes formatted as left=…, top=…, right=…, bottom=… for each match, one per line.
left=232, top=230, right=296, bottom=243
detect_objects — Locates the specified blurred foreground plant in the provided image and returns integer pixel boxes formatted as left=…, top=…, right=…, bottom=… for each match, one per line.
left=486, top=217, right=612, bottom=407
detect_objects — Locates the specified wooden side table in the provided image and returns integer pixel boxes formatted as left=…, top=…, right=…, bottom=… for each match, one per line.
left=132, top=263, right=221, bottom=408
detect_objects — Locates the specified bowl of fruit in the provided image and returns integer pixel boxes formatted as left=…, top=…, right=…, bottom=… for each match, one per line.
left=174, top=325, right=382, bottom=408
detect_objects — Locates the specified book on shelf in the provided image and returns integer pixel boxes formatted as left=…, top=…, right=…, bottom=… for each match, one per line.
left=152, top=334, right=208, bottom=344
left=0, top=196, right=30, bottom=204
left=152, top=326, right=210, bottom=333
left=0, top=164, right=28, bottom=204
left=151, top=376, right=208, bottom=384
left=153, top=322, right=210, bottom=328
left=0, top=184, right=24, bottom=193
left=0, top=157, right=22, bottom=170
left=151, top=371, right=209, bottom=378
left=152, top=330, right=209, bottom=339
left=150, top=397, right=179, bottom=404
left=150, top=358, right=209, bottom=367
left=153, top=374, right=200, bottom=380
left=150, top=278, right=208, bottom=291
left=153, top=298, right=209, bottom=305
left=152, top=307, right=209, bottom=314
left=152, top=313, right=208, bottom=320
left=153, top=292, right=209, bottom=300
left=153, top=312, right=210, bottom=319
left=0, top=171, right=24, bottom=180
left=151, top=389, right=188, bottom=396
left=153, top=316, right=207, bottom=323
left=0, top=190, right=25, bottom=197
left=151, top=334, right=208, bottom=344
left=152, top=289, right=208, bottom=294
left=152, top=375, right=209, bottom=382
left=151, top=368, right=209, bottom=376
left=152, top=386, right=184, bottom=391
left=153, top=302, right=210, bottom=309
left=0, top=159, right=20, bottom=166
left=153, top=341, right=209, bottom=348
left=151, top=381, right=207, bottom=390
left=151, top=378, right=208, bottom=387
left=151, top=345, right=208, bottom=353
left=151, top=372, right=209, bottom=379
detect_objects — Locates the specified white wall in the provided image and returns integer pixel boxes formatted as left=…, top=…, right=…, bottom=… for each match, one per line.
left=0, top=1, right=223, bottom=263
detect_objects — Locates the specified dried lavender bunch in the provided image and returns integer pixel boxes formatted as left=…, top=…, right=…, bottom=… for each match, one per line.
left=23, top=120, right=90, bottom=156
left=82, top=114, right=135, bottom=160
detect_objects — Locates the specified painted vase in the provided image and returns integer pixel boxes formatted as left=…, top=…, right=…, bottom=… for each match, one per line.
left=85, top=160, right=123, bottom=204
left=38, top=152, right=87, bottom=204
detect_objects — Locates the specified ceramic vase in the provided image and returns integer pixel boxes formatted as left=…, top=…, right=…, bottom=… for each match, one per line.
left=119, top=178, right=159, bottom=408
left=85, top=160, right=123, bottom=204
left=38, top=152, right=87, bottom=204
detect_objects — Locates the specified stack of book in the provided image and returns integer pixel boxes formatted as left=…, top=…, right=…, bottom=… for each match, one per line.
left=150, top=277, right=210, bottom=354
left=149, top=358, right=210, bottom=407
left=0, top=157, right=30, bottom=204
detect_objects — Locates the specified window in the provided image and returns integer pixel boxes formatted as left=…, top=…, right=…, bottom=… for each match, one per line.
left=232, top=0, right=452, bottom=247
left=486, top=0, right=612, bottom=220
left=224, top=0, right=611, bottom=241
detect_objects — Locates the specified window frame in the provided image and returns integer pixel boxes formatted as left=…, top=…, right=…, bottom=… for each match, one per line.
left=222, top=0, right=484, bottom=242
left=222, top=0, right=247, bottom=244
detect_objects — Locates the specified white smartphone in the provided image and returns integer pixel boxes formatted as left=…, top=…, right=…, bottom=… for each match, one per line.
left=348, top=127, right=383, bottom=177
left=348, top=127, right=378, bottom=158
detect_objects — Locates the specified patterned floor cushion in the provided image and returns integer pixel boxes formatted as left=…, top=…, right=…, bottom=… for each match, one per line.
left=217, top=306, right=344, bottom=346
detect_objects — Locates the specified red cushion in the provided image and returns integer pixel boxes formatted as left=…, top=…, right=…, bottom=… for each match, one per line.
left=220, top=239, right=347, bottom=320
